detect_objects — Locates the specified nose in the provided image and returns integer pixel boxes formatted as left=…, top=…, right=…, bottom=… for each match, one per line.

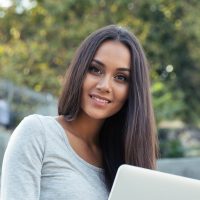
left=96, top=76, right=112, bottom=93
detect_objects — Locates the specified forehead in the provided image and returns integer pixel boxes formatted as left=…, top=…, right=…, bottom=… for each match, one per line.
left=93, top=40, right=131, bottom=68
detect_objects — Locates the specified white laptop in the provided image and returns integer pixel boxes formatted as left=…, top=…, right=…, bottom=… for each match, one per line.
left=108, top=164, right=200, bottom=200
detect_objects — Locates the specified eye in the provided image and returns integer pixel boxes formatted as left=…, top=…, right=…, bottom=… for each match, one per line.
left=115, top=74, right=129, bottom=82
left=88, top=66, right=102, bottom=75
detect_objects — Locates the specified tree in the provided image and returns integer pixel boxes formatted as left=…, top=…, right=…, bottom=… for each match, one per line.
left=0, top=0, right=199, bottom=124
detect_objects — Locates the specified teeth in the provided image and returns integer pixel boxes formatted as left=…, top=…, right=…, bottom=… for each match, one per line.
left=92, top=96, right=109, bottom=103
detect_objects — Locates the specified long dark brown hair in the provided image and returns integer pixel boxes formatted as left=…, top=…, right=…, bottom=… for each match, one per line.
left=58, top=25, right=158, bottom=190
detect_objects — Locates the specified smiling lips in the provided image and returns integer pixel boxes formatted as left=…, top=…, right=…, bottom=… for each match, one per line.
left=90, top=94, right=111, bottom=105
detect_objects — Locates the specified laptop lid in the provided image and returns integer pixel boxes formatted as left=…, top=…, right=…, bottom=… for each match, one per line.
left=108, top=164, right=200, bottom=200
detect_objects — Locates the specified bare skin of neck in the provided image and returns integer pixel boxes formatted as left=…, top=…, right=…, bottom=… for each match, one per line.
left=56, top=111, right=105, bottom=168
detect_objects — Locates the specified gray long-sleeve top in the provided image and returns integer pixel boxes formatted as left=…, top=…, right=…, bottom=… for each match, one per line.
left=1, top=114, right=109, bottom=200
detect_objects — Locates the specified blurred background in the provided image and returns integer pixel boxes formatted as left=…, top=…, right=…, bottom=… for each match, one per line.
left=0, top=0, right=200, bottom=186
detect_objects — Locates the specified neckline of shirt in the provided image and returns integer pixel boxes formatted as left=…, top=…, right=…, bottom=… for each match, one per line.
left=50, top=116, right=104, bottom=173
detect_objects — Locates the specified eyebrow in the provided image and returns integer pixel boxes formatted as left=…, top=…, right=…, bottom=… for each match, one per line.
left=92, top=59, right=130, bottom=72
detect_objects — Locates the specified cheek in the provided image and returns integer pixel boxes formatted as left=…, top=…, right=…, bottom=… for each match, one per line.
left=116, top=85, right=129, bottom=103
left=82, top=74, right=98, bottom=92
left=82, top=77, right=91, bottom=95
left=110, top=86, right=128, bottom=116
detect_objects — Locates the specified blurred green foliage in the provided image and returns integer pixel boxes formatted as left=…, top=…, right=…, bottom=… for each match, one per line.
left=160, top=139, right=185, bottom=158
left=159, top=128, right=185, bottom=158
left=0, top=0, right=200, bottom=125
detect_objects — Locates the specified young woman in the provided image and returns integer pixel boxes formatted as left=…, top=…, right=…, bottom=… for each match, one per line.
left=1, top=25, right=158, bottom=200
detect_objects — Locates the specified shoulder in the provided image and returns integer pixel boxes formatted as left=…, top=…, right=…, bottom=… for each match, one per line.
left=4, top=115, right=51, bottom=161
left=19, top=114, right=43, bottom=127
left=10, top=114, right=50, bottom=145
left=13, top=114, right=60, bottom=141
left=14, top=114, right=45, bottom=135
left=17, top=114, right=55, bottom=131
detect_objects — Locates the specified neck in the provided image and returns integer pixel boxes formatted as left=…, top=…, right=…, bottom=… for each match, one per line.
left=62, top=111, right=104, bottom=146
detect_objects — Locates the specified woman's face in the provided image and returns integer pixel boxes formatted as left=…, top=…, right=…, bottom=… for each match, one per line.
left=81, top=40, right=131, bottom=120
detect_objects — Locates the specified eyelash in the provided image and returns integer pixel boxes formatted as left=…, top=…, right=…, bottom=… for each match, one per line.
left=88, top=65, right=129, bottom=83
left=115, top=74, right=129, bottom=82
left=88, top=66, right=102, bottom=75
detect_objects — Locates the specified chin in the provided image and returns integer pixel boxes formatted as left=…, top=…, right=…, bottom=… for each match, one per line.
left=86, top=108, right=120, bottom=120
left=79, top=108, right=108, bottom=120
left=87, top=112, right=109, bottom=120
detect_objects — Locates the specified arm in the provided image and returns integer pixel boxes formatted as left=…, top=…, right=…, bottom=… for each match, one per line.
left=1, top=115, right=45, bottom=200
